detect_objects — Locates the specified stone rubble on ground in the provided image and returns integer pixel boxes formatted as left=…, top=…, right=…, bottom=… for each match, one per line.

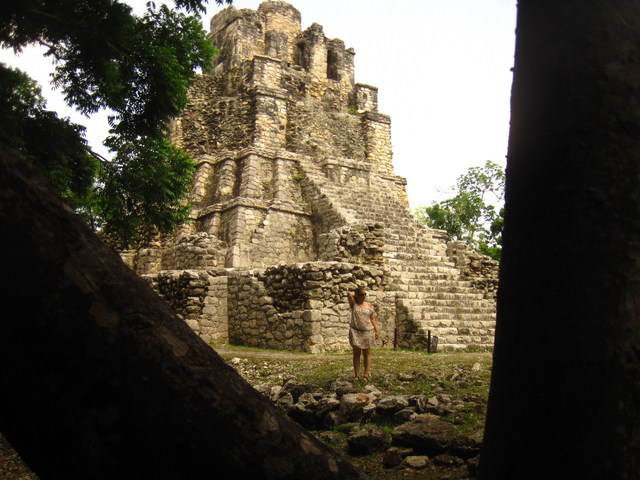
left=254, top=375, right=483, bottom=476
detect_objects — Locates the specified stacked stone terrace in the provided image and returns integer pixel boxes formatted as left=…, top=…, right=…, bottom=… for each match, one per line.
left=124, top=1, right=497, bottom=352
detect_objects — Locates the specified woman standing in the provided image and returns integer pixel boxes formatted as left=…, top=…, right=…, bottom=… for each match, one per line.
left=347, top=287, right=379, bottom=382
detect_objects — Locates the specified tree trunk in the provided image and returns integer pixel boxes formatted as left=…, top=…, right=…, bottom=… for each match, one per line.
left=0, top=142, right=367, bottom=479
left=480, top=1, right=640, bottom=478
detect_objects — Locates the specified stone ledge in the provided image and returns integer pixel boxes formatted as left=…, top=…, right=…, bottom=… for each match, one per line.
left=362, top=111, right=391, bottom=124
left=195, top=196, right=311, bottom=218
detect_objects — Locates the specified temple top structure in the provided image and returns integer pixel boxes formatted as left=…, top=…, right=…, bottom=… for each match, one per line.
left=207, top=1, right=378, bottom=113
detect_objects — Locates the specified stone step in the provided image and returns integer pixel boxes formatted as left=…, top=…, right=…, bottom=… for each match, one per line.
left=396, top=332, right=495, bottom=352
left=393, top=289, right=486, bottom=302
left=402, top=311, right=497, bottom=321
left=394, top=258, right=446, bottom=269
left=400, top=312, right=496, bottom=323
left=397, top=319, right=495, bottom=331
left=397, top=324, right=496, bottom=336
left=300, top=157, right=497, bottom=353
left=393, top=287, right=461, bottom=298
left=434, top=333, right=496, bottom=344
left=388, top=270, right=448, bottom=280
left=394, top=308, right=494, bottom=319
left=399, top=305, right=496, bottom=317
left=396, top=301, right=495, bottom=320
left=394, top=284, right=478, bottom=293
left=401, top=327, right=496, bottom=338
left=398, top=295, right=492, bottom=306
left=398, top=286, right=482, bottom=296
left=392, top=282, right=481, bottom=294
left=385, top=260, right=459, bottom=272
left=436, top=342, right=494, bottom=352
left=419, top=319, right=496, bottom=329
left=393, top=272, right=466, bottom=284
left=397, top=286, right=485, bottom=300
left=392, top=275, right=462, bottom=285
left=384, top=242, right=443, bottom=253
left=397, top=302, right=495, bottom=314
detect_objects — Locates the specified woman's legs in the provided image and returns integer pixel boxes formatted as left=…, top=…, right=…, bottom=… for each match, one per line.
left=363, top=348, right=371, bottom=378
left=352, top=346, right=362, bottom=378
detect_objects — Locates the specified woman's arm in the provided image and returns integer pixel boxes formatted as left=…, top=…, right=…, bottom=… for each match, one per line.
left=370, top=309, right=379, bottom=339
left=347, top=291, right=355, bottom=308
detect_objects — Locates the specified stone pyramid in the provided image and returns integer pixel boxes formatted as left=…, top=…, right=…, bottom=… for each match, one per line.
left=123, top=1, right=497, bottom=352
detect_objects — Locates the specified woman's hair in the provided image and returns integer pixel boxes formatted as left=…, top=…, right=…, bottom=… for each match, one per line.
left=354, top=287, right=366, bottom=297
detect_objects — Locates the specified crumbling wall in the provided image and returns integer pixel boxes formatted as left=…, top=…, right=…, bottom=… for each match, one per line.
left=146, top=270, right=229, bottom=343
left=172, top=74, right=254, bottom=158
left=317, top=223, right=385, bottom=265
left=142, top=262, right=394, bottom=353
left=285, top=98, right=367, bottom=160
left=446, top=241, right=499, bottom=299
left=229, top=262, right=393, bottom=352
left=240, top=205, right=317, bottom=266
left=133, top=233, right=228, bottom=276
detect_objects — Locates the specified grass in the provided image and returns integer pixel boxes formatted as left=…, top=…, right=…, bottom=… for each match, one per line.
left=213, top=344, right=492, bottom=413
left=213, top=344, right=492, bottom=420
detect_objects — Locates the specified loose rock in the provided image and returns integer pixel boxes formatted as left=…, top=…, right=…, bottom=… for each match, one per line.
left=405, top=455, right=430, bottom=469
left=347, top=425, right=389, bottom=455
left=391, top=414, right=459, bottom=455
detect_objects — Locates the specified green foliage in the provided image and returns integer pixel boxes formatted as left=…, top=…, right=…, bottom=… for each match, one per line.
left=97, top=135, right=196, bottom=246
left=0, top=0, right=230, bottom=248
left=0, top=64, right=100, bottom=216
left=442, top=407, right=484, bottom=434
left=414, top=160, right=505, bottom=260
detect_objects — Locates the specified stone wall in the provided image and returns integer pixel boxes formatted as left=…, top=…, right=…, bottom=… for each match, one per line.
left=124, top=233, right=228, bottom=276
left=171, top=74, right=254, bottom=156
left=142, top=262, right=395, bottom=353
left=285, top=99, right=367, bottom=161
left=228, top=262, right=393, bottom=353
left=362, top=112, right=394, bottom=174
left=317, top=223, right=385, bottom=265
left=146, top=270, right=229, bottom=344
left=446, top=241, right=499, bottom=300
left=139, top=240, right=499, bottom=352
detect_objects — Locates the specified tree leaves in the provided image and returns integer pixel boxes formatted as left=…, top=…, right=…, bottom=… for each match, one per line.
left=0, top=63, right=99, bottom=215
left=98, top=135, right=195, bottom=247
left=1, top=0, right=230, bottom=248
left=414, top=160, right=505, bottom=260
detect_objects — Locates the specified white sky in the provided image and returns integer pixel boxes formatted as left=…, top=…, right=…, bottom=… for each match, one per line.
left=0, top=0, right=517, bottom=210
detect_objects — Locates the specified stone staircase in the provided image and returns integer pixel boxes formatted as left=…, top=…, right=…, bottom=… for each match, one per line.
left=298, top=156, right=496, bottom=351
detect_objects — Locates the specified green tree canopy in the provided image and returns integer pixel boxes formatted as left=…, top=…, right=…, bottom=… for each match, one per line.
left=0, top=0, right=230, bottom=247
left=415, top=160, right=505, bottom=260
left=0, top=64, right=99, bottom=215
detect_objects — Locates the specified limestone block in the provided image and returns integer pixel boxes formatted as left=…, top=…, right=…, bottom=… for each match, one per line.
left=186, top=319, right=200, bottom=331
left=304, top=310, right=322, bottom=322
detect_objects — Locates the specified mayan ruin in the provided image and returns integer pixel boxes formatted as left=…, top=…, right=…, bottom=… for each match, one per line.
left=122, top=0, right=499, bottom=353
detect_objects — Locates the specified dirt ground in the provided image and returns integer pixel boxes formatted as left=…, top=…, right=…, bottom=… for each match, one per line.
left=215, top=345, right=492, bottom=479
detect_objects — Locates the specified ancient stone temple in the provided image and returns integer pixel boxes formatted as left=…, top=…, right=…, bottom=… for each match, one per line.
left=123, top=1, right=498, bottom=352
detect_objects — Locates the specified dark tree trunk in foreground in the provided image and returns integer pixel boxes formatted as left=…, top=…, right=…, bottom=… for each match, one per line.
left=0, top=143, right=366, bottom=479
left=480, top=1, right=640, bottom=478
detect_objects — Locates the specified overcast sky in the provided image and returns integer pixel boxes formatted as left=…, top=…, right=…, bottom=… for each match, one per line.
left=0, top=0, right=517, bottom=210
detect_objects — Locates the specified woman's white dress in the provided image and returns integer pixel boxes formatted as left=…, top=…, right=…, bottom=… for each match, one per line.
left=348, top=303, right=376, bottom=349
